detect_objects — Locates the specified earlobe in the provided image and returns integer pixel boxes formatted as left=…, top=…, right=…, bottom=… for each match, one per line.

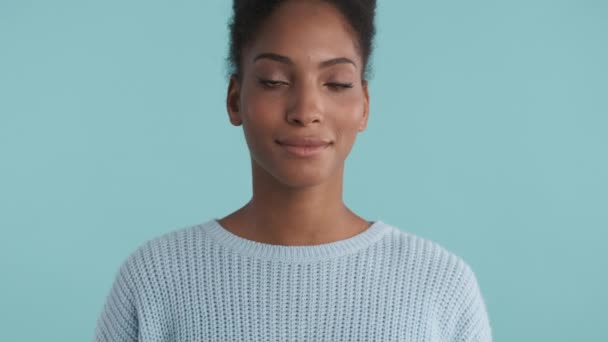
left=226, top=75, right=243, bottom=126
left=359, top=81, right=370, bottom=132
left=359, top=113, right=368, bottom=131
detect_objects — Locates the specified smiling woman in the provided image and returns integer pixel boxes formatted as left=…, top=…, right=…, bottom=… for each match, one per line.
left=93, top=1, right=493, bottom=341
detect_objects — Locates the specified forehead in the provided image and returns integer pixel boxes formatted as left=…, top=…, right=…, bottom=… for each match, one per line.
left=242, top=1, right=361, bottom=69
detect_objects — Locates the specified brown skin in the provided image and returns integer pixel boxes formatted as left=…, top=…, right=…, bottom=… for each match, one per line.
left=219, top=0, right=371, bottom=246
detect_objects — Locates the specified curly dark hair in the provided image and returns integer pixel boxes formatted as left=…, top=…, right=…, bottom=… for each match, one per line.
left=227, top=0, right=377, bottom=81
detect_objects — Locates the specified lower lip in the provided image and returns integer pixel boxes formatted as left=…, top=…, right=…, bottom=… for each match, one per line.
left=278, top=142, right=331, bottom=157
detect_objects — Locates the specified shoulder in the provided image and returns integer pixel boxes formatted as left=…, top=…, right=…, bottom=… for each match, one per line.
left=135, top=220, right=207, bottom=253
left=116, top=220, right=212, bottom=284
left=381, top=221, right=476, bottom=279
left=381, top=222, right=492, bottom=341
left=381, top=222, right=486, bottom=312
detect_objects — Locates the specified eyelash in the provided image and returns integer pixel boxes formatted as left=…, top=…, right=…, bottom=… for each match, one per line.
left=259, top=80, right=286, bottom=89
left=258, top=79, right=353, bottom=91
left=327, top=82, right=354, bottom=90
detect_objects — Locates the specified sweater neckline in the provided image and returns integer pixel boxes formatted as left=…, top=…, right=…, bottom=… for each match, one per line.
left=204, top=218, right=393, bottom=262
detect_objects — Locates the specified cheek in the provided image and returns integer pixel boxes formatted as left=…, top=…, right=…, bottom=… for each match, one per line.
left=239, top=92, right=283, bottom=152
left=333, top=119, right=360, bottom=149
left=241, top=86, right=284, bottom=121
left=329, top=95, right=364, bottom=151
left=331, top=94, right=364, bottom=128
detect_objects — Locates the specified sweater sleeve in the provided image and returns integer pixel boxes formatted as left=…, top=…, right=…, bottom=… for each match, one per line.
left=440, top=256, right=492, bottom=342
left=448, top=262, right=493, bottom=342
left=93, top=254, right=140, bottom=342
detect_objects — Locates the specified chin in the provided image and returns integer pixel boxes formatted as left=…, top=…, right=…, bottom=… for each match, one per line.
left=273, top=166, right=330, bottom=189
left=251, top=150, right=342, bottom=189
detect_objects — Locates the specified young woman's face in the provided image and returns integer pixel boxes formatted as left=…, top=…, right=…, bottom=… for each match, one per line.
left=227, top=0, right=369, bottom=188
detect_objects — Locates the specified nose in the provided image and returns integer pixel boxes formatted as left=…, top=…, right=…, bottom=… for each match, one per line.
left=286, top=81, right=323, bottom=126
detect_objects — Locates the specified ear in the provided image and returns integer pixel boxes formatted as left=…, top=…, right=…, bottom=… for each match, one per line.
left=226, top=74, right=242, bottom=126
left=359, top=79, right=370, bottom=132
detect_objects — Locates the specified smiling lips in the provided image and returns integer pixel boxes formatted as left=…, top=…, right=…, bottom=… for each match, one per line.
left=276, top=137, right=332, bottom=157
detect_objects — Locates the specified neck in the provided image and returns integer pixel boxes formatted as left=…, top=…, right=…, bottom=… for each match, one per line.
left=219, top=159, right=369, bottom=246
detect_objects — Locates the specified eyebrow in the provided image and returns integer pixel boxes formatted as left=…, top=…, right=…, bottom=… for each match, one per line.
left=253, top=52, right=357, bottom=69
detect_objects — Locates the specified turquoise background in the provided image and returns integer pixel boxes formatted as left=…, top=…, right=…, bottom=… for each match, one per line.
left=1, top=0, right=606, bottom=340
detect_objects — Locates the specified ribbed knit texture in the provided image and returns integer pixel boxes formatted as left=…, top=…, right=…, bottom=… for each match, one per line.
left=93, top=219, right=492, bottom=342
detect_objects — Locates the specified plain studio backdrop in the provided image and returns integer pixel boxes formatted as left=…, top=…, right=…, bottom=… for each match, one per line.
left=1, top=1, right=606, bottom=341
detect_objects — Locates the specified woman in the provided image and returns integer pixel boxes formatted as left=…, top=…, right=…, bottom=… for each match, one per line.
left=94, top=1, right=493, bottom=341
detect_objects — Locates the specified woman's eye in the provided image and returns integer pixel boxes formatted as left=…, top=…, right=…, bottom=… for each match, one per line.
left=259, top=79, right=287, bottom=89
left=326, top=82, right=354, bottom=91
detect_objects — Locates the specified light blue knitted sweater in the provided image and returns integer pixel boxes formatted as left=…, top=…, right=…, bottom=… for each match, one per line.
left=94, top=219, right=492, bottom=341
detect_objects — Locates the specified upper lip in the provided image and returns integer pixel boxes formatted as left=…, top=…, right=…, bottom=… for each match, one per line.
left=276, top=136, right=332, bottom=147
